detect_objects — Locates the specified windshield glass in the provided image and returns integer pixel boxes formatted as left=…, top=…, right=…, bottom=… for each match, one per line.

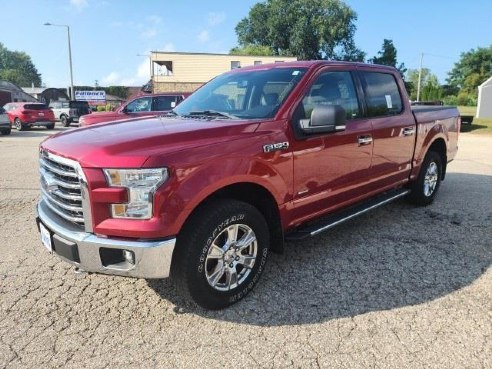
left=69, top=101, right=89, bottom=108
left=174, top=67, right=307, bottom=119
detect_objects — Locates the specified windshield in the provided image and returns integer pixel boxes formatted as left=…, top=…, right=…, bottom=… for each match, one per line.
left=173, top=67, right=307, bottom=119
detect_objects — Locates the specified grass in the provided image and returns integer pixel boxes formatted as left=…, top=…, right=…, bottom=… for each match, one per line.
left=457, top=106, right=492, bottom=134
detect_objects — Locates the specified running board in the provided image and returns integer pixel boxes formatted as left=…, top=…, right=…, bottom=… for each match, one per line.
left=285, top=188, right=410, bottom=241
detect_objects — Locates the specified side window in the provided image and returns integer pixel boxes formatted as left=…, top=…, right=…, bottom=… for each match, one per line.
left=298, top=71, right=360, bottom=122
left=125, top=97, right=152, bottom=112
left=154, top=96, right=176, bottom=111
left=360, top=72, right=403, bottom=117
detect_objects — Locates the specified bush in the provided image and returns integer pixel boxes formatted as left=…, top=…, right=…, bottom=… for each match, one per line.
left=456, top=91, right=477, bottom=106
left=443, top=95, right=458, bottom=106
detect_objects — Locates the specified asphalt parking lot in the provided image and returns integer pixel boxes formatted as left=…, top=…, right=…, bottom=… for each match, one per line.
left=0, top=127, right=491, bottom=369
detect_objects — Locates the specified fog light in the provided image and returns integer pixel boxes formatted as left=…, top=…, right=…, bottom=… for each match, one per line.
left=123, top=250, right=135, bottom=265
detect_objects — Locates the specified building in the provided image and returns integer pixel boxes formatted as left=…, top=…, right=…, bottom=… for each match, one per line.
left=477, top=76, right=492, bottom=118
left=151, top=51, right=297, bottom=93
left=0, top=81, right=38, bottom=106
left=21, top=87, right=70, bottom=105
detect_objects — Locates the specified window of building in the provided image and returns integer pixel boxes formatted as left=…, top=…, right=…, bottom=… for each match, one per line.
left=153, top=61, right=173, bottom=76
left=254, top=61, right=262, bottom=66
left=360, top=72, right=403, bottom=117
left=231, top=61, right=241, bottom=70
left=275, top=61, right=285, bottom=63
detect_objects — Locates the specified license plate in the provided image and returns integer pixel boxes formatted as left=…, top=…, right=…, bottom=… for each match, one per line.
left=40, top=223, right=52, bottom=253
left=38, top=113, right=44, bottom=116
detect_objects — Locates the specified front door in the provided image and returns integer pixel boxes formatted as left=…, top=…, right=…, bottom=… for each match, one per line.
left=289, top=69, right=373, bottom=225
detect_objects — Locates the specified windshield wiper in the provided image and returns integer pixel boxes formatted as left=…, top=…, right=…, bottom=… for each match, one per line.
left=163, top=110, right=179, bottom=117
left=187, top=110, right=238, bottom=119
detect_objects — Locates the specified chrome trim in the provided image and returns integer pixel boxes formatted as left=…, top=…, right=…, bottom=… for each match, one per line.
left=39, top=150, right=93, bottom=232
left=37, top=200, right=176, bottom=279
left=41, top=187, right=83, bottom=212
left=403, top=127, right=415, bottom=136
left=310, top=190, right=410, bottom=236
left=357, top=136, right=373, bottom=146
left=41, top=194, right=85, bottom=223
left=40, top=158, right=78, bottom=178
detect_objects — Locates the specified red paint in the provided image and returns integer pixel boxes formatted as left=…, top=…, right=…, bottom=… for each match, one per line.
left=4, top=102, right=55, bottom=126
left=40, top=61, right=460, bottom=240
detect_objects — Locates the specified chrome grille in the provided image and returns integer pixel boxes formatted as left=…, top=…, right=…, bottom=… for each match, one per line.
left=39, top=151, right=85, bottom=227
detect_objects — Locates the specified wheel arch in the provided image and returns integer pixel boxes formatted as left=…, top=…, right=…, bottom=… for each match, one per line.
left=180, top=182, right=284, bottom=254
left=427, top=138, right=447, bottom=180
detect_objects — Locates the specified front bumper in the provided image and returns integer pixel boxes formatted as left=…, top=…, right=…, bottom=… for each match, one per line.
left=36, top=199, right=176, bottom=279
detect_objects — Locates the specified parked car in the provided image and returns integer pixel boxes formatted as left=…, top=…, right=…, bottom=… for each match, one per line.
left=79, top=93, right=190, bottom=126
left=3, top=102, right=55, bottom=131
left=36, top=61, right=460, bottom=309
left=49, top=100, right=91, bottom=127
left=0, top=106, right=11, bottom=135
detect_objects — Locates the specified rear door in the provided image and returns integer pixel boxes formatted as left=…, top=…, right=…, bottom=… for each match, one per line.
left=357, top=70, right=416, bottom=190
left=152, top=95, right=178, bottom=114
left=290, top=68, right=373, bottom=222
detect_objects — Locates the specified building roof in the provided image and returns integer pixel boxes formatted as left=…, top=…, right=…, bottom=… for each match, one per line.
left=479, top=76, right=492, bottom=88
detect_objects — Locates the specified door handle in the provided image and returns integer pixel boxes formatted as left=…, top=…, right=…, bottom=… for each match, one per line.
left=357, top=135, right=373, bottom=146
left=403, top=127, right=415, bottom=136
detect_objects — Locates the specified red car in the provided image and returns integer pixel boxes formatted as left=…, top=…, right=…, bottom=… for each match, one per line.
left=79, top=92, right=190, bottom=126
left=3, top=102, right=56, bottom=131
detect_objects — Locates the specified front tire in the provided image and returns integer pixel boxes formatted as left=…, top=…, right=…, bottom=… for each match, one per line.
left=171, top=199, right=270, bottom=309
left=408, top=151, right=442, bottom=206
left=46, top=123, right=55, bottom=129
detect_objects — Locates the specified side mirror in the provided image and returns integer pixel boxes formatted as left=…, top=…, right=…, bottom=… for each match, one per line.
left=121, top=106, right=128, bottom=113
left=300, top=105, right=346, bottom=134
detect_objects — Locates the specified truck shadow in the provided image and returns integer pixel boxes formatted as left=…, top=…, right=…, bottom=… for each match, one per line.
left=147, top=172, right=492, bottom=326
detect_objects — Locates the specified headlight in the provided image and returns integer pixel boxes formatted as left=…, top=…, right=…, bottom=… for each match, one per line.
left=103, top=168, right=168, bottom=219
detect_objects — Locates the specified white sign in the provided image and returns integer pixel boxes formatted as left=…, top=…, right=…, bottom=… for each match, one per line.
left=75, top=90, right=106, bottom=101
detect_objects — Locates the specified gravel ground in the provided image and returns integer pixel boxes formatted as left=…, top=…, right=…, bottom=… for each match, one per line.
left=0, top=127, right=491, bottom=369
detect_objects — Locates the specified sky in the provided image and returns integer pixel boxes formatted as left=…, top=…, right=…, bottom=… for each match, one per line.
left=1, top=0, right=491, bottom=88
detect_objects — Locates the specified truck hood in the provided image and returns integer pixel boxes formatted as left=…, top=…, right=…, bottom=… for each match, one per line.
left=41, top=116, right=261, bottom=168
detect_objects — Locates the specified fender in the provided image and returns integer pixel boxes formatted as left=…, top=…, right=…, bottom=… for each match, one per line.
left=410, top=121, right=449, bottom=181
left=157, top=166, right=287, bottom=237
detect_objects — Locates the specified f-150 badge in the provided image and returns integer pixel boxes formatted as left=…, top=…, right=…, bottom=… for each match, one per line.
left=263, top=142, right=289, bottom=153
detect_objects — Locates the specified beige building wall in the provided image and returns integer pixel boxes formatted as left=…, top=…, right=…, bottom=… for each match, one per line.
left=151, top=52, right=297, bottom=93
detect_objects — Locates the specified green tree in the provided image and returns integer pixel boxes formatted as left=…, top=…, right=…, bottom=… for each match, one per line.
left=369, top=39, right=407, bottom=76
left=234, top=0, right=365, bottom=61
left=230, top=44, right=274, bottom=56
left=405, top=69, right=444, bottom=102
left=447, top=46, right=492, bottom=94
left=0, top=43, right=42, bottom=87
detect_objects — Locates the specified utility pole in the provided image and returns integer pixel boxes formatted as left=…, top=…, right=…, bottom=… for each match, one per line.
left=44, top=23, right=75, bottom=99
left=416, top=53, right=423, bottom=102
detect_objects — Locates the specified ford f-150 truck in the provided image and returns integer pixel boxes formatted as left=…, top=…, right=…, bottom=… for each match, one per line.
left=36, top=61, right=460, bottom=309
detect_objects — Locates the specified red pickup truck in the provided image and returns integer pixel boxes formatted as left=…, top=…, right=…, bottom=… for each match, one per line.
left=36, top=61, right=460, bottom=309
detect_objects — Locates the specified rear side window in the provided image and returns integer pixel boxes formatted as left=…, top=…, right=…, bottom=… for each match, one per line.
left=154, top=96, right=176, bottom=111
left=24, top=104, right=48, bottom=110
left=360, top=72, right=403, bottom=117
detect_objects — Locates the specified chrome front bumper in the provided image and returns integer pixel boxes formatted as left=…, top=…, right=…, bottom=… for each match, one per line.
left=36, top=199, right=176, bottom=279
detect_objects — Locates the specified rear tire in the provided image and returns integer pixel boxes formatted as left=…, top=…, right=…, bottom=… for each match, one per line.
left=61, top=115, right=70, bottom=127
left=1, top=128, right=11, bottom=135
left=171, top=199, right=270, bottom=309
left=408, top=151, right=442, bottom=206
left=14, top=118, right=25, bottom=131
left=46, top=123, right=55, bottom=129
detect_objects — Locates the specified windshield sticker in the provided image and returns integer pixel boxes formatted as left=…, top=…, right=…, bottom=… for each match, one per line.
left=292, top=70, right=300, bottom=76
left=385, top=95, right=393, bottom=109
